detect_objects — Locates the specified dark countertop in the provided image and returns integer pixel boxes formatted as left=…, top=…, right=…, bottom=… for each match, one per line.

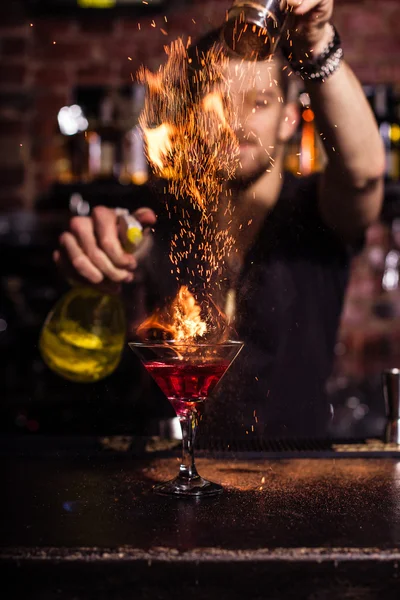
left=2, top=445, right=400, bottom=598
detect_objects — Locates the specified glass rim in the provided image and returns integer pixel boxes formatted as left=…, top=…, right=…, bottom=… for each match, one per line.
left=129, top=340, right=244, bottom=348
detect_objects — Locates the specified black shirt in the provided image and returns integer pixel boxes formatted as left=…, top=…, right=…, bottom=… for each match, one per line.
left=127, top=173, right=352, bottom=439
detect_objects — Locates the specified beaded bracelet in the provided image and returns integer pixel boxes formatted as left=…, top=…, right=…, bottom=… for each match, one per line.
left=283, top=25, right=344, bottom=82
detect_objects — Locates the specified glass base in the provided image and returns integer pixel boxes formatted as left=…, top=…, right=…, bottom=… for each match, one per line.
left=153, top=476, right=223, bottom=497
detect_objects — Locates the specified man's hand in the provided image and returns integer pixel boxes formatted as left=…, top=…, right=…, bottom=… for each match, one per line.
left=282, top=1, right=385, bottom=241
left=54, top=206, right=157, bottom=294
left=286, top=0, right=334, bottom=55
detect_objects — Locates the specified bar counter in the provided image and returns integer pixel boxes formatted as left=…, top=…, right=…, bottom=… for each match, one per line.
left=2, top=438, right=400, bottom=599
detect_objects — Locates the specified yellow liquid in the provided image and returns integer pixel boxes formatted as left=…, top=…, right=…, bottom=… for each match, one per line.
left=39, top=288, right=126, bottom=383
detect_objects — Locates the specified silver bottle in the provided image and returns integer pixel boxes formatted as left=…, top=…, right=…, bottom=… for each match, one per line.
left=222, top=0, right=289, bottom=60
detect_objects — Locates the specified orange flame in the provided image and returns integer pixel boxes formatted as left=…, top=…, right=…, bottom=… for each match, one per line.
left=143, top=122, right=175, bottom=174
left=138, top=40, right=238, bottom=206
left=138, top=38, right=239, bottom=287
left=202, top=91, right=228, bottom=127
left=137, top=286, right=207, bottom=341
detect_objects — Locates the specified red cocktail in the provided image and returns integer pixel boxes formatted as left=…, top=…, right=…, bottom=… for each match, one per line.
left=144, top=360, right=230, bottom=417
left=129, top=341, right=243, bottom=497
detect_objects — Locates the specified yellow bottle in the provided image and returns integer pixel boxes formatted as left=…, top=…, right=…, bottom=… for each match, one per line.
left=39, top=211, right=143, bottom=383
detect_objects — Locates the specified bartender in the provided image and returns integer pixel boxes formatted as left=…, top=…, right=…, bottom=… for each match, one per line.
left=54, top=0, right=385, bottom=438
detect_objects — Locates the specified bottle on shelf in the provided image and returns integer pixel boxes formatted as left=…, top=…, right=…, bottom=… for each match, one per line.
left=373, top=84, right=400, bottom=182
left=87, top=89, right=122, bottom=182
left=121, top=84, right=148, bottom=186
left=284, top=91, right=326, bottom=176
left=39, top=212, right=143, bottom=383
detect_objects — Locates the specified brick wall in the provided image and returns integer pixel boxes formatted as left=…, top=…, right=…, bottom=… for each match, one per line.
left=0, top=0, right=399, bottom=211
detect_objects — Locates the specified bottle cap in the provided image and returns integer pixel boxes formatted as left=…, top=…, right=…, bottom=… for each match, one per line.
left=116, top=209, right=143, bottom=253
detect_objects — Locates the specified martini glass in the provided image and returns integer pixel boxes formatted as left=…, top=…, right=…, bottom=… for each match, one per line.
left=129, top=340, right=243, bottom=497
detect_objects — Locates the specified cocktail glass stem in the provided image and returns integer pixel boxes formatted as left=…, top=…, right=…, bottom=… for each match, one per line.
left=178, top=408, right=200, bottom=481
left=153, top=399, right=221, bottom=496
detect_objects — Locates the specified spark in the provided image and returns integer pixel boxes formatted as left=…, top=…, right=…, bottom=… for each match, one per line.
left=139, top=38, right=240, bottom=290
left=136, top=38, right=245, bottom=342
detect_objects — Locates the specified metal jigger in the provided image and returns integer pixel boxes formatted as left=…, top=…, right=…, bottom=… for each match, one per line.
left=222, top=0, right=289, bottom=60
left=382, top=368, right=400, bottom=444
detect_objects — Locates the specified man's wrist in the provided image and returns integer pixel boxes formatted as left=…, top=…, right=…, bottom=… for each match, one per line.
left=293, top=23, right=335, bottom=60
left=283, top=24, right=343, bottom=83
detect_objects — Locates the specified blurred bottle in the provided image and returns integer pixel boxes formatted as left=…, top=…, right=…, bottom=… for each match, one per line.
left=222, top=0, right=289, bottom=60
left=56, top=103, right=90, bottom=184
left=284, top=91, right=326, bottom=176
left=39, top=212, right=143, bottom=383
left=337, top=220, right=400, bottom=377
left=391, top=88, right=400, bottom=181
left=87, top=90, right=122, bottom=181
left=121, top=84, right=148, bottom=186
left=373, top=85, right=400, bottom=182
left=373, top=219, right=400, bottom=321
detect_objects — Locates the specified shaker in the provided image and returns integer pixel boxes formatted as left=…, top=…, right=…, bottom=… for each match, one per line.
left=382, top=368, right=400, bottom=444
left=222, top=0, right=289, bottom=60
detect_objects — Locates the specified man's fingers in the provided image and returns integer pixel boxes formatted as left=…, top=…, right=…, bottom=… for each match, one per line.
left=55, top=248, right=123, bottom=294
left=286, top=0, right=319, bottom=15
left=92, top=206, right=136, bottom=269
left=59, top=232, right=104, bottom=284
left=133, top=207, right=157, bottom=227
left=56, top=204, right=155, bottom=289
left=286, top=0, right=332, bottom=22
left=70, top=216, right=133, bottom=283
left=55, top=247, right=94, bottom=286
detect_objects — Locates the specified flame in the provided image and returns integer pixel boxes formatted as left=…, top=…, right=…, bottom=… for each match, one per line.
left=137, top=285, right=233, bottom=343
left=139, top=42, right=239, bottom=209
left=138, top=38, right=239, bottom=286
left=137, top=286, right=207, bottom=342
left=143, top=123, right=175, bottom=174
left=202, top=91, right=228, bottom=126
left=136, top=39, right=241, bottom=341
